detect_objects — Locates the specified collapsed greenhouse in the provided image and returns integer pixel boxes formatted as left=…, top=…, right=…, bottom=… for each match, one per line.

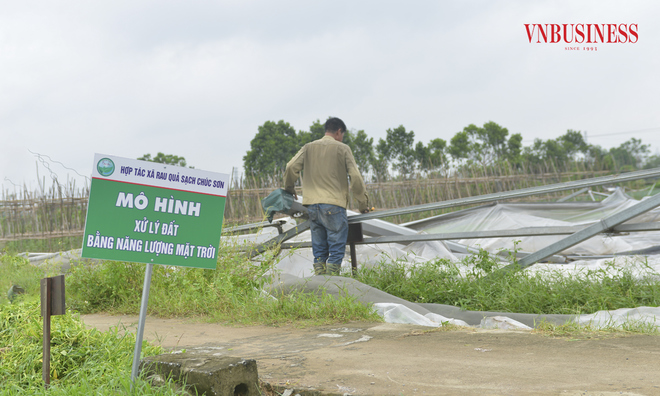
left=22, top=167, right=660, bottom=331
left=228, top=167, right=660, bottom=330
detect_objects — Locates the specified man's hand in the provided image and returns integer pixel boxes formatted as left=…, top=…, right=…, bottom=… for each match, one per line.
left=360, top=207, right=373, bottom=214
left=293, top=192, right=298, bottom=200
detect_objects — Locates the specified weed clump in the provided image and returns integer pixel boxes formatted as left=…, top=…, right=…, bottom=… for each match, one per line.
left=0, top=254, right=44, bottom=305
left=0, top=300, right=180, bottom=395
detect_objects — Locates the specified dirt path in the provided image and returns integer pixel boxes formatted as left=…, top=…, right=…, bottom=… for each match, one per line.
left=81, top=314, right=660, bottom=396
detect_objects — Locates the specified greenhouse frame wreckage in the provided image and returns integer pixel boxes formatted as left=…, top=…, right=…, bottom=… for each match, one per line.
left=230, top=167, right=660, bottom=273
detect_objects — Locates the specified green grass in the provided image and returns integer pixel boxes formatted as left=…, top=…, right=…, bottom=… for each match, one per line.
left=5, top=244, right=660, bottom=321
left=0, top=298, right=183, bottom=395
left=534, top=319, right=659, bottom=339
left=3, top=242, right=660, bottom=393
left=1, top=253, right=47, bottom=304
left=354, top=249, right=660, bottom=316
left=50, top=244, right=380, bottom=326
left=0, top=245, right=379, bottom=394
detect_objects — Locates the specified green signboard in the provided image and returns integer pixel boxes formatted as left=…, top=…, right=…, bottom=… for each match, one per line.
left=82, top=154, right=229, bottom=269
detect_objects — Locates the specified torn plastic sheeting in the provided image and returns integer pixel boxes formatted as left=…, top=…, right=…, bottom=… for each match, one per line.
left=575, top=306, right=660, bottom=329
left=416, top=189, right=660, bottom=256
left=480, top=316, right=532, bottom=331
left=374, top=303, right=469, bottom=327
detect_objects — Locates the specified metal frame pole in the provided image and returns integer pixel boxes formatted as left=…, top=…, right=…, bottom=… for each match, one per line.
left=131, top=263, right=154, bottom=384
left=276, top=221, right=660, bottom=249
left=244, top=220, right=310, bottom=259
left=556, top=187, right=590, bottom=202
left=349, top=167, right=660, bottom=223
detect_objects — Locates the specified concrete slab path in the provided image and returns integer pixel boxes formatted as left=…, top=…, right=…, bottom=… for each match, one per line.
left=81, top=314, right=660, bottom=396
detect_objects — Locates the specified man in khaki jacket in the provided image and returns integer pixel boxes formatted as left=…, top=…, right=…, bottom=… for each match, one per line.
left=284, top=117, right=370, bottom=276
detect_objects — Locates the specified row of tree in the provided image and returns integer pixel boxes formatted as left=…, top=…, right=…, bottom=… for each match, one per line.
left=243, top=119, right=658, bottom=181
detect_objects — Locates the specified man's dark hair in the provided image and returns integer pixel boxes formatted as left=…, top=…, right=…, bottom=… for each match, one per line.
left=325, top=117, right=347, bottom=133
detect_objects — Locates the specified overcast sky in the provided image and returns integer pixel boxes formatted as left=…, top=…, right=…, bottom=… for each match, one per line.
left=2, top=0, right=659, bottom=192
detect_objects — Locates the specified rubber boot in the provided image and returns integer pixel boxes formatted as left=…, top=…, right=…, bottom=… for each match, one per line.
left=326, top=263, right=341, bottom=276
left=313, top=262, right=326, bottom=276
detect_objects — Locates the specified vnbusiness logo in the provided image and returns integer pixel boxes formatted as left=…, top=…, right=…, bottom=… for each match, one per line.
left=524, top=24, right=638, bottom=51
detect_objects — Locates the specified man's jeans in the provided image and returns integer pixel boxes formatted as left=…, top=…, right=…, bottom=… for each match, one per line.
left=307, top=204, right=348, bottom=265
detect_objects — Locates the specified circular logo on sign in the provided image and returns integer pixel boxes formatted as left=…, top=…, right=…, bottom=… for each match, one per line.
left=97, top=158, right=115, bottom=176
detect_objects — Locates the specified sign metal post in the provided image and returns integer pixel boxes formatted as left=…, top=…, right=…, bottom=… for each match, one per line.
left=130, top=263, right=154, bottom=381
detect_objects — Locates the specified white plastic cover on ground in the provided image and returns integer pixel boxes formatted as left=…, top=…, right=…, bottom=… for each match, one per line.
left=235, top=189, right=660, bottom=330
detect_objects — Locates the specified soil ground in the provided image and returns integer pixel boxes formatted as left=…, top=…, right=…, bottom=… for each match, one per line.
left=81, top=314, right=660, bottom=396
